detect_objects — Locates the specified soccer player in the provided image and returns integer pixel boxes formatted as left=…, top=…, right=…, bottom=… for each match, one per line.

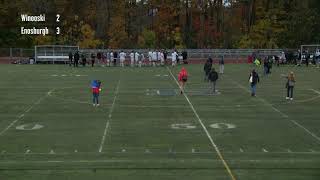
left=140, top=53, right=145, bottom=67
left=160, top=50, right=165, bottom=66
left=285, top=72, right=295, bottom=100
left=110, top=51, right=114, bottom=67
left=157, top=50, right=161, bottom=66
left=74, top=51, right=80, bottom=67
left=148, top=49, right=153, bottom=66
left=219, top=55, right=224, bottom=74
left=171, top=50, right=178, bottom=67
left=203, top=60, right=212, bottom=81
left=135, top=51, right=140, bottom=67
left=248, top=69, right=260, bottom=97
left=91, top=80, right=102, bottom=106
left=130, top=51, right=135, bottom=67
left=208, top=68, right=219, bottom=94
left=81, top=53, right=86, bottom=67
left=152, top=50, right=157, bottom=67
left=91, top=53, right=95, bottom=67
left=119, top=50, right=126, bottom=67
left=113, top=51, right=118, bottom=66
left=68, top=51, right=73, bottom=67
left=178, top=67, right=188, bottom=94
left=316, top=49, right=320, bottom=68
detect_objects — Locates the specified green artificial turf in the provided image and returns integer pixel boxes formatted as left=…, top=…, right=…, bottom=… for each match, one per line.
left=0, top=64, right=319, bottom=180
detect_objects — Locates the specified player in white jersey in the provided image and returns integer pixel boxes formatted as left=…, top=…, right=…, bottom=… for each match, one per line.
left=160, top=51, right=165, bottom=66
left=134, top=51, right=140, bottom=67
left=157, top=50, right=161, bottom=66
left=152, top=51, right=157, bottom=67
left=130, top=51, right=135, bottom=67
left=171, top=50, right=178, bottom=67
left=110, top=51, right=114, bottom=67
left=119, top=50, right=126, bottom=67
left=140, top=53, right=145, bottom=67
left=148, top=50, right=153, bottom=66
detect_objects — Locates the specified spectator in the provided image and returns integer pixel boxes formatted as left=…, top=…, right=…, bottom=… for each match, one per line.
left=219, top=55, right=224, bottom=74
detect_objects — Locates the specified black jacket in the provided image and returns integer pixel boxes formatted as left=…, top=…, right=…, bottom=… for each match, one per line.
left=249, top=72, right=259, bottom=85
left=208, top=70, right=218, bottom=82
left=204, top=62, right=212, bottom=74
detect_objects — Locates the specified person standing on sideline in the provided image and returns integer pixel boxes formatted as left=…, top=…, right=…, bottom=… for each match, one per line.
left=208, top=68, right=219, bottom=94
left=286, top=72, right=295, bottom=100
left=119, top=50, right=126, bottom=67
left=263, top=57, right=269, bottom=76
left=171, top=50, right=178, bottom=67
left=91, top=80, right=102, bottom=107
left=178, top=67, right=188, bottom=94
left=74, top=51, right=80, bottom=67
left=219, top=55, right=224, bottom=74
left=134, top=51, right=140, bottom=67
left=148, top=49, right=153, bottom=66
left=81, top=53, right=86, bottom=67
left=68, top=51, right=73, bottom=67
left=316, top=49, right=320, bottom=68
left=91, top=53, right=95, bottom=67
left=110, top=51, right=114, bottom=67
left=130, top=51, right=135, bottom=67
left=113, top=51, right=118, bottom=66
left=203, top=60, right=212, bottom=81
left=248, top=69, right=260, bottom=97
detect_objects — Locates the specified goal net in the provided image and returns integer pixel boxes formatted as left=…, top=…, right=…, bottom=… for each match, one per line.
left=35, top=45, right=79, bottom=63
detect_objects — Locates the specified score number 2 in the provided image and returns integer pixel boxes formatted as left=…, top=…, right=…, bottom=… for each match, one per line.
left=56, top=14, right=60, bottom=35
left=56, top=14, right=60, bottom=22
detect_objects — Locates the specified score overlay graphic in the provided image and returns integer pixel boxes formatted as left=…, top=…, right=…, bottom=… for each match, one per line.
left=20, top=14, right=61, bottom=36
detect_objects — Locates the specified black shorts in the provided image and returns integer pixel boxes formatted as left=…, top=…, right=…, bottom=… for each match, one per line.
left=182, top=78, right=187, bottom=82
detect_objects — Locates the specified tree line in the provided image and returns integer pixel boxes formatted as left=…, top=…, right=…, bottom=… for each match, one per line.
left=0, top=0, right=319, bottom=49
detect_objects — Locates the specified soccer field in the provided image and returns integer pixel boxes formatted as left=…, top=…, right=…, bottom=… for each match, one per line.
left=0, top=64, right=319, bottom=180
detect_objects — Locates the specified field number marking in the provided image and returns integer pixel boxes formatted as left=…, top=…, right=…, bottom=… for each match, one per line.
left=16, top=123, right=44, bottom=131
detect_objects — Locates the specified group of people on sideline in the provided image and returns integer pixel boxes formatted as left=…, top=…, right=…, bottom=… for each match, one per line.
left=69, top=50, right=188, bottom=68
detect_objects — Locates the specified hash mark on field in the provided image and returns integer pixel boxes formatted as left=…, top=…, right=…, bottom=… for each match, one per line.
left=167, top=67, right=237, bottom=180
left=240, top=148, right=244, bottom=153
left=228, top=77, right=320, bottom=144
left=98, top=80, right=121, bottom=153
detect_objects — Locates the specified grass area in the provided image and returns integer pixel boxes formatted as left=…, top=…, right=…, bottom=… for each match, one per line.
left=0, top=64, right=319, bottom=180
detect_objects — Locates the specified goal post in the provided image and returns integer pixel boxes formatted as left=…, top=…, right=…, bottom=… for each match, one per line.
left=35, top=45, right=79, bottom=64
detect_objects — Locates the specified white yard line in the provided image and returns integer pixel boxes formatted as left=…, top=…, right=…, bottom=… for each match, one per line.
left=0, top=89, right=54, bottom=136
left=98, top=80, right=121, bottom=153
left=229, top=77, right=320, bottom=144
left=167, top=67, right=236, bottom=180
left=310, top=89, right=320, bottom=95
